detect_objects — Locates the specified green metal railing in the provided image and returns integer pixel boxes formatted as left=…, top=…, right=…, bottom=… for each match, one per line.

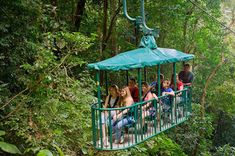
left=91, top=87, right=192, bottom=150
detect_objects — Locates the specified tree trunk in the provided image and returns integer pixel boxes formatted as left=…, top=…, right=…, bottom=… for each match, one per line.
left=101, top=0, right=108, bottom=55
left=110, top=0, right=117, bottom=55
left=200, top=54, right=225, bottom=117
left=183, top=4, right=196, bottom=53
left=101, top=1, right=122, bottom=52
left=74, top=0, right=86, bottom=31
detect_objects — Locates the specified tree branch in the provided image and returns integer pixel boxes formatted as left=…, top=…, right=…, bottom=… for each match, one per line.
left=102, top=3, right=122, bottom=52
left=224, top=8, right=235, bottom=36
left=3, top=91, right=32, bottom=120
left=0, top=87, right=29, bottom=110
left=200, top=53, right=225, bottom=117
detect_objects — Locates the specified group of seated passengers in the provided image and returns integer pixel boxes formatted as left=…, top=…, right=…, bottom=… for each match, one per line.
left=100, top=64, right=194, bottom=146
left=150, top=64, right=194, bottom=95
left=100, top=80, right=175, bottom=146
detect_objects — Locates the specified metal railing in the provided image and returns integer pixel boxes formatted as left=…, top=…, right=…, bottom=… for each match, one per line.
left=91, top=87, right=192, bottom=150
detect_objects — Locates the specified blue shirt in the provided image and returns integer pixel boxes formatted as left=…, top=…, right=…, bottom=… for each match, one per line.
left=162, top=88, right=173, bottom=93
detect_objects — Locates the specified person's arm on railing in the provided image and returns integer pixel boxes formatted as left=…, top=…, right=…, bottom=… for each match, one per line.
left=163, top=90, right=175, bottom=96
left=142, top=93, right=154, bottom=110
left=177, top=83, right=184, bottom=96
left=113, top=98, right=133, bottom=121
left=184, top=82, right=192, bottom=86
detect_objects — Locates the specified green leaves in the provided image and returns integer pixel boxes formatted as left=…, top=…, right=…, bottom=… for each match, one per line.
left=214, top=144, right=235, bottom=156
left=0, top=130, right=21, bottom=154
left=52, top=144, right=64, bottom=156
left=0, top=141, right=22, bottom=155
left=0, top=130, right=6, bottom=137
left=167, top=104, right=214, bottom=155
left=36, top=149, right=53, bottom=156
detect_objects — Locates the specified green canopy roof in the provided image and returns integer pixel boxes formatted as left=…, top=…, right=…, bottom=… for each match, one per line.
left=88, top=47, right=194, bottom=71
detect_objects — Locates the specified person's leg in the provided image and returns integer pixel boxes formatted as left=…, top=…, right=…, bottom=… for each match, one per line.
left=113, top=118, right=129, bottom=142
left=110, top=110, right=116, bottom=117
left=101, top=112, right=109, bottom=146
left=142, top=110, right=149, bottom=133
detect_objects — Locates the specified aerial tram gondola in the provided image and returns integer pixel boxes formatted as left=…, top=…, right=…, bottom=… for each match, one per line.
left=88, top=0, right=194, bottom=150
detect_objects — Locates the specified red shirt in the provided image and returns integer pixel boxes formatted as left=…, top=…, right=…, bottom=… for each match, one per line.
left=177, top=81, right=184, bottom=90
left=129, top=86, right=139, bottom=102
left=171, top=81, right=184, bottom=91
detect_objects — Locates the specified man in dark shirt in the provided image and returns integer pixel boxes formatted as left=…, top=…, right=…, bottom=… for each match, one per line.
left=178, top=63, right=194, bottom=86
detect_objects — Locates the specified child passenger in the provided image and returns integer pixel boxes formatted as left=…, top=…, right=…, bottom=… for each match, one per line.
left=170, top=74, right=184, bottom=91
left=170, top=74, right=184, bottom=103
left=162, top=80, right=175, bottom=96
left=161, top=80, right=175, bottom=111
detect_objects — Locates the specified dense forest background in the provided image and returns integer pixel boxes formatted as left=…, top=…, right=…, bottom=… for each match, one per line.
left=0, top=0, right=235, bottom=155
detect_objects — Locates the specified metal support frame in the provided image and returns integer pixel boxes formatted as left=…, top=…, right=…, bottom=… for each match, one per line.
left=91, top=87, right=192, bottom=150
left=140, top=0, right=154, bottom=33
left=96, top=70, right=103, bottom=147
left=172, top=63, right=177, bottom=125
left=105, top=71, right=108, bottom=96
left=144, top=67, right=147, bottom=82
left=123, top=0, right=158, bottom=36
left=138, top=68, right=142, bottom=102
left=126, top=70, right=129, bottom=86
left=173, top=63, right=177, bottom=91
left=96, top=71, right=101, bottom=107
left=157, top=65, right=161, bottom=97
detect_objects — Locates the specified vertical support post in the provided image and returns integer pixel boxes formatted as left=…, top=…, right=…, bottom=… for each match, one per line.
left=157, top=65, right=161, bottom=131
left=91, top=106, right=96, bottom=147
left=173, top=63, right=177, bottom=91
left=159, top=101, right=161, bottom=131
left=183, top=88, right=186, bottom=118
left=126, top=70, right=129, bottom=86
left=138, top=68, right=142, bottom=102
left=105, top=71, right=108, bottom=96
left=157, top=65, right=161, bottom=97
left=96, top=70, right=101, bottom=107
left=108, top=110, right=113, bottom=149
left=185, top=86, right=189, bottom=118
left=138, top=68, right=143, bottom=140
left=134, top=105, right=138, bottom=143
left=189, top=86, right=192, bottom=114
left=173, top=63, right=176, bottom=124
left=144, top=67, right=147, bottom=82
left=153, top=99, right=157, bottom=134
left=96, top=70, right=103, bottom=148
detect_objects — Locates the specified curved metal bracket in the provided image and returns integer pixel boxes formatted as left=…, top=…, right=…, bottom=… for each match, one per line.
left=123, top=0, right=159, bottom=37
left=123, top=0, right=136, bottom=22
left=141, top=0, right=154, bottom=32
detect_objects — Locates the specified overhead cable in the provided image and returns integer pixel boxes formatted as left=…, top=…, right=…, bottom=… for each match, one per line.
left=187, top=0, right=235, bottom=35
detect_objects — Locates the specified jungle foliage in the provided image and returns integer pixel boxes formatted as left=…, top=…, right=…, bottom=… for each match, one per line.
left=0, top=0, right=235, bottom=155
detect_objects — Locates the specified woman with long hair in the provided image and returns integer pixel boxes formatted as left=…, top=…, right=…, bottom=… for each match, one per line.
left=112, top=86, right=134, bottom=144
left=101, top=85, right=119, bottom=147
